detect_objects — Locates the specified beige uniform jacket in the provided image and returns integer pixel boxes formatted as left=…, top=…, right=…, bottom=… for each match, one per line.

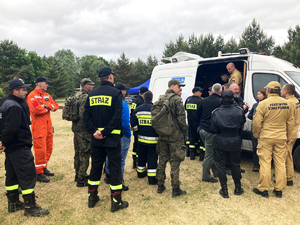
left=286, top=95, right=300, bottom=139
left=253, top=94, right=293, bottom=140
left=228, top=69, right=242, bottom=91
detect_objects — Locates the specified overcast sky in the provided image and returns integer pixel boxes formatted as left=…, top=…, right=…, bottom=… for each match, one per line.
left=1, top=0, right=300, bottom=62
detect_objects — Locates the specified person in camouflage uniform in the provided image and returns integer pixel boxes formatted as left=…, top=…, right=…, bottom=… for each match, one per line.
left=73, top=78, right=94, bottom=187
left=156, top=79, right=189, bottom=197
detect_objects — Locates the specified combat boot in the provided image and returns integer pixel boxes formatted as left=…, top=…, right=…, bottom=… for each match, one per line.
left=190, top=151, right=195, bottom=160
left=77, top=177, right=88, bottom=187
left=6, top=190, right=25, bottom=213
left=219, top=185, right=229, bottom=198
left=88, top=187, right=99, bottom=208
left=111, top=191, right=129, bottom=213
left=157, top=184, right=166, bottom=194
left=23, top=193, right=49, bottom=217
left=234, top=183, right=244, bottom=195
left=36, top=173, right=50, bottom=183
left=172, top=187, right=187, bottom=197
left=44, top=168, right=54, bottom=176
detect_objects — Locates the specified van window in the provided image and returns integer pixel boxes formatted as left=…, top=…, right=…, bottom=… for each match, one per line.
left=252, top=73, right=287, bottom=99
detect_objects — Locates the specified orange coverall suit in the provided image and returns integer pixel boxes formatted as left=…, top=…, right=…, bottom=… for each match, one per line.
left=26, top=88, right=59, bottom=174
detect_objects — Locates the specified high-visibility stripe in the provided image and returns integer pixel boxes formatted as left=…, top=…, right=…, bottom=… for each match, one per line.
left=136, top=111, right=151, bottom=116
left=200, top=146, right=206, bottom=151
left=138, top=138, right=157, bottom=144
left=189, top=145, right=196, bottom=148
left=147, top=173, right=156, bottom=177
left=137, top=115, right=152, bottom=119
left=90, top=95, right=112, bottom=106
left=22, top=189, right=34, bottom=195
left=98, top=128, right=121, bottom=134
left=88, top=180, right=100, bottom=186
left=35, top=164, right=46, bottom=168
left=6, top=184, right=19, bottom=191
left=138, top=135, right=158, bottom=141
left=137, top=166, right=146, bottom=173
left=132, top=152, right=137, bottom=156
left=186, top=141, right=190, bottom=145
left=110, top=184, right=122, bottom=190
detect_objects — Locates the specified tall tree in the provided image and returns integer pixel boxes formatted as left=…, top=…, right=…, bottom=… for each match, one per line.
left=132, top=58, right=147, bottom=87
left=44, top=56, right=69, bottom=99
left=114, top=52, right=134, bottom=87
left=239, top=18, right=275, bottom=54
left=223, top=36, right=239, bottom=53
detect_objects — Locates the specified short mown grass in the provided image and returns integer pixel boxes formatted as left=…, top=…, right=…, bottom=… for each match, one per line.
left=0, top=108, right=300, bottom=224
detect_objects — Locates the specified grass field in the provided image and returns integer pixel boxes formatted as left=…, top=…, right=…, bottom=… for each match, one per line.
left=0, top=108, right=300, bottom=225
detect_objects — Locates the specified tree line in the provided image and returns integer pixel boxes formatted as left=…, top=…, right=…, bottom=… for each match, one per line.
left=1, top=18, right=299, bottom=99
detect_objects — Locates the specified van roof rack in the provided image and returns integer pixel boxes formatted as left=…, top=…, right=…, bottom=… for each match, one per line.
left=159, top=52, right=202, bottom=64
left=218, top=48, right=251, bottom=57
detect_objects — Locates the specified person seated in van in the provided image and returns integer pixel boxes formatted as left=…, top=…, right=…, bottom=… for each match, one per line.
left=248, top=88, right=267, bottom=172
left=226, top=62, right=242, bottom=93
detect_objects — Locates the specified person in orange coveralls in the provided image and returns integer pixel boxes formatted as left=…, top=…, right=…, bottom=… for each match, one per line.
left=26, top=76, right=59, bottom=183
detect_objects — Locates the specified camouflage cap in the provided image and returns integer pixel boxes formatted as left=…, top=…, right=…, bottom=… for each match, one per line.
left=168, top=79, right=185, bottom=87
left=265, top=81, right=281, bottom=90
left=80, top=78, right=95, bottom=86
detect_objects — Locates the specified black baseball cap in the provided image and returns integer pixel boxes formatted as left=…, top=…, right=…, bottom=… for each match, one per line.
left=192, top=87, right=203, bottom=93
left=35, top=76, right=51, bottom=83
left=221, top=90, right=234, bottom=99
left=99, top=67, right=115, bottom=78
left=139, top=86, right=148, bottom=94
left=115, top=83, right=129, bottom=91
left=9, top=79, right=31, bottom=90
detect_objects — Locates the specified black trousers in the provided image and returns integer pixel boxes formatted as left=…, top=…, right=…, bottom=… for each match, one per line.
left=214, top=148, right=242, bottom=186
left=89, top=144, right=122, bottom=191
left=132, top=132, right=138, bottom=159
left=137, top=143, right=158, bottom=176
left=5, top=146, right=36, bottom=194
left=188, top=121, right=198, bottom=152
left=251, top=134, right=259, bottom=166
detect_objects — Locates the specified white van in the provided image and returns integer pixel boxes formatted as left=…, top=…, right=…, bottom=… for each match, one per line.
left=149, top=49, right=300, bottom=171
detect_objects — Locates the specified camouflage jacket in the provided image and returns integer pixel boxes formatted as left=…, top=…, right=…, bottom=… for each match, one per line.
left=72, top=90, right=91, bottom=141
left=159, top=89, right=188, bottom=142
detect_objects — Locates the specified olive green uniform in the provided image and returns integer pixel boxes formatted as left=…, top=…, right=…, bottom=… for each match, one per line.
left=253, top=93, right=293, bottom=191
left=285, top=95, right=300, bottom=182
left=156, top=89, right=188, bottom=188
left=72, top=90, right=91, bottom=179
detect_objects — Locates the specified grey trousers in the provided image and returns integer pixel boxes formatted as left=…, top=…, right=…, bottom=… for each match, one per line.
left=200, top=129, right=218, bottom=180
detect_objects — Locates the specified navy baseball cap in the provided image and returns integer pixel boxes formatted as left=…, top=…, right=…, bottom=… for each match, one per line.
left=9, top=79, right=31, bottom=90
left=35, top=76, right=51, bottom=83
left=99, top=67, right=115, bottom=78
left=115, top=83, right=129, bottom=91
left=192, top=87, right=203, bottom=93
left=139, top=86, right=148, bottom=94
left=221, top=90, right=234, bottom=99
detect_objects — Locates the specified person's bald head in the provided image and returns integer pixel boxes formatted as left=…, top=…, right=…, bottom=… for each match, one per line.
left=229, top=83, right=240, bottom=97
left=226, top=62, right=236, bottom=74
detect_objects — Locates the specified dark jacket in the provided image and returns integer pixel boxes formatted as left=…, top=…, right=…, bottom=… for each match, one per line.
left=234, top=96, right=249, bottom=114
left=131, top=101, right=158, bottom=145
left=0, top=94, right=32, bottom=154
left=185, top=95, right=202, bottom=123
left=210, top=104, right=246, bottom=151
left=247, top=102, right=258, bottom=120
left=197, top=93, right=220, bottom=133
left=83, top=81, right=123, bottom=147
left=130, top=95, right=144, bottom=131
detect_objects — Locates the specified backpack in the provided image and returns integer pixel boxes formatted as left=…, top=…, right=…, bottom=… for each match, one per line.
left=151, top=94, right=176, bottom=136
left=62, top=95, right=79, bottom=121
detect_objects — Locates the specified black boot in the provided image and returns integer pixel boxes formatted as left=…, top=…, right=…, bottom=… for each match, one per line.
left=172, top=187, right=187, bottom=197
left=36, top=173, right=50, bottom=183
left=77, top=177, right=88, bottom=187
left=186, top=147, right=190, bottom=157
left=104, top=173, right=110, bottom=184
left=157, top=184, right=166, bottom=194
left=88, top=187, right=100, bottom=208
left=148, top=177, right=158, bottom=185
left=23, top=192, right=49, bottom=216
left=111, top=191, right=129, bottom=213
left=219, top=185, right=229, bottom=198
left=234, top=183, right=244, bottom=195
left=6, top=190, right=25, bottom=213
left=44, top=168, right=54, bottom=176
left=190, top=151, right=195, bottom=160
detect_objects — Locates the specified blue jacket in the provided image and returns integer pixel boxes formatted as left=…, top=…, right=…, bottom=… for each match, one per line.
left=122, top=99, right=131, bottom=138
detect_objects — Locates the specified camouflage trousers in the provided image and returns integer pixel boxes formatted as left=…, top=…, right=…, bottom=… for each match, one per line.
left=156, top=139, right=185, bottom=188
left=73, top=132, right=91, bottom=179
